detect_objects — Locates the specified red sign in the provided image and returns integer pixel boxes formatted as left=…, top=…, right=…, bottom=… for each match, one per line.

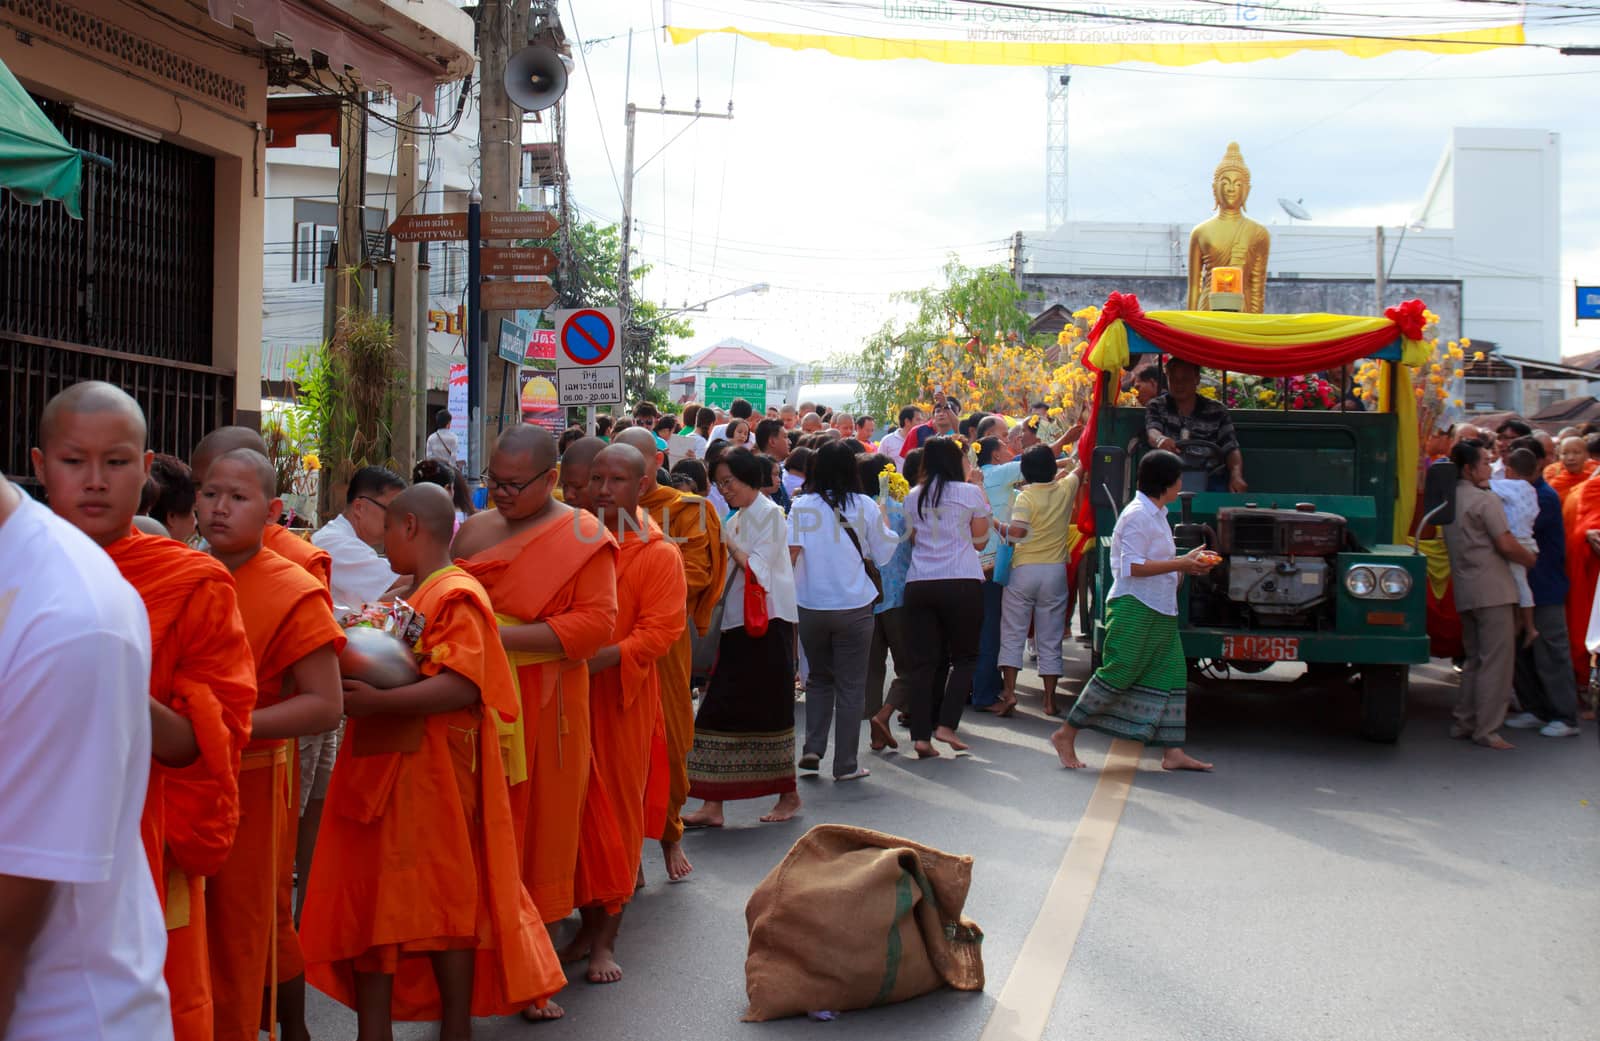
left=525, top=328, right=557, bottom=363
left=389, top=212, right=467, bottom=242
left=1221, top=635, right=1300, bottom=661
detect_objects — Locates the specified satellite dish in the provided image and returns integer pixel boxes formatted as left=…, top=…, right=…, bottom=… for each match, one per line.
left=1278, top=197, right=1312, bottom=222
left=504, top=46, right=569, bottom=112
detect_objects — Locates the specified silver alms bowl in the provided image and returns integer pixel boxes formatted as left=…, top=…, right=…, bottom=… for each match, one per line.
left=339, top=625, right=421, bottom=689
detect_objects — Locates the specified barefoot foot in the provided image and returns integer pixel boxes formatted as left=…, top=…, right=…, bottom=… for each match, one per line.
left=760, top=791, right=802, bottom=823
left=934, top=726, right=969, bottom=752
left=521, top=1000, right=565, bottom=1022
left=662, top=841, right=693, bottom=882
left=913, top=741, right=941, bottom=759
left=1049, top=729, right=1086, bottom=769
left=556, top=933, right=593, bottom=964
left=681, top=809, right=724, bottom=829
left=1161, top=748, right=1214, bottom=771
left=1476, top=733, right=1515, bottom=750
left=869, top=717, right=898, bottom=751
left=586, top=950, right=623, bottom=985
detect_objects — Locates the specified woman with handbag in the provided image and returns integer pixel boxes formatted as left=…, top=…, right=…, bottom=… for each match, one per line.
left=683, top=447, right=803, bottom=826
left=787, top=442, right=899, bottom=781
left=900, top=437, right=993, bottom=758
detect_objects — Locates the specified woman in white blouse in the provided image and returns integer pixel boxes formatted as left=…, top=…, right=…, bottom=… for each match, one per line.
left=788, top=441, right=899, bottom=781
left=684, top=447, right=803, bottom=826
left=1051, top=449, right=1215, bottom=772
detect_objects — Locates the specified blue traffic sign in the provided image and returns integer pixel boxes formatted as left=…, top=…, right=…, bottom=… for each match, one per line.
left=560, top=309, right=616, bottom=365
left=1578, top=285, right=1600, bottom=321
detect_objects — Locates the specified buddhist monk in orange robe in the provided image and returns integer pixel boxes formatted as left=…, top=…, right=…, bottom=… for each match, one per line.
left=453, top=427, right=616, bottom=1024
left=1546, top=436, right=1598, bottom=506
left=559, top=444, right=686, bottom=984
left=613, top=427, right=725, bottom=882
left=302, top=484, right=565, bottom=1037
left=197, top=449, right=345, bottom=1041
left=191, top=425, right=333, bottom=588
left=32, top=383, right=257, bottom=1041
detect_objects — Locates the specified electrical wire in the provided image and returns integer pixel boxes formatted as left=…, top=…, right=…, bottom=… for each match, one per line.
left=566, top=0, right=627, bottom=205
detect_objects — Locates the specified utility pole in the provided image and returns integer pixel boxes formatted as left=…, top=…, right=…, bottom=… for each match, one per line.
left=391, top=93, right=421, bottom=474
left=1374, top=225, right=1387, bottom=315
left=336, top=90, right=369, bottom=316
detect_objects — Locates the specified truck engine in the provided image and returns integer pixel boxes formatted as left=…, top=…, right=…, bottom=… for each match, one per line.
left=1178, top=497, right=1349, bottom=630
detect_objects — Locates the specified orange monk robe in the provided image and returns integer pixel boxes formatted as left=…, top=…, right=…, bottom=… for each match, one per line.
left=1563, top=475, right=1600, bottom=687
left=574, top=515, right=687, bottom=910
left=459, top=509, right=617, bottom=923
left=263, top=521, right=333, bottom=589
left=637, top=485, right=725, bottom=846
left=302, top=566, right=566, bottom=1019
left=206, top=548, right=345, bottom=1041
left=108, top=529, right=256, bottom=1041
left=1545, top=459, right=1598, bottom=505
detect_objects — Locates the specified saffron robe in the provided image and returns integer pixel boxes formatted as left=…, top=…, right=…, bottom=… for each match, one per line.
left=206, top=548, right=344, bottom=1041
left=1545, top=460, right=1597, bottom=505
left=637, top=485, right=725, bottom=845
left=459, top=506, right=617, bottom=923
left=574, top=515, right=686, bottom=910
left=1564, top=477, right=1600, bottom=685
left=109, top=529, right=256, bottom=1041
left=302, top=566, right=566, bottom=1018
left=264, top=522, right=333, bottom=589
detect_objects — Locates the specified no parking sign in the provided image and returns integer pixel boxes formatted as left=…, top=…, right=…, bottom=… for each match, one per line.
left=553, top=308, right=623, bottom=407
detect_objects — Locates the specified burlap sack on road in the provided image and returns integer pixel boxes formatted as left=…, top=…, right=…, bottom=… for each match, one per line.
left=742, top=824, right=985, bottom=1022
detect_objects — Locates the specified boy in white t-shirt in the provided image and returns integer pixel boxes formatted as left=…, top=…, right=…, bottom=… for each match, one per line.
left=0, top=481, right=173, bottom=1041
left=1490, top=447, right=1541, bottom=648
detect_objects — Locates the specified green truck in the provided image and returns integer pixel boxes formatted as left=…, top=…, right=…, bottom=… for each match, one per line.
left=1086, top=377, right=1441, bottom=744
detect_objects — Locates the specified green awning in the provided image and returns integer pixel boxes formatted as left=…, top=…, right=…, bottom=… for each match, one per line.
left=0, top=56, right=83, bottom=219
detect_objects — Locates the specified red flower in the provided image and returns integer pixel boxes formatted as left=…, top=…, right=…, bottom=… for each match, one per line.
left=1385, top=299, right=1428, bottom=341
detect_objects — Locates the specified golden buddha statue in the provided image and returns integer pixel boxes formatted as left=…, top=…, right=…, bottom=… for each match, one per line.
left=1187, top=142, right=1271, bottom=313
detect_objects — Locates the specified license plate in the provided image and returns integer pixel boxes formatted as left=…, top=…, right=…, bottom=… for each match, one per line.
left=1221, top=635, right=1300, bottom=661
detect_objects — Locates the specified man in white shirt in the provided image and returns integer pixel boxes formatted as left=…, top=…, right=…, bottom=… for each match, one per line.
left=878, top=406, right=919, bottom=461
left=0, top=480, right=174, bottom=1041
left=425, top=408, right=459, bottom=464
left=311, top=464, right=406, bottom=611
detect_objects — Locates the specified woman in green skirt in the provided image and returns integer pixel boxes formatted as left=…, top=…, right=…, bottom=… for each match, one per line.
left=1051, top=449, right=1215, bottom=771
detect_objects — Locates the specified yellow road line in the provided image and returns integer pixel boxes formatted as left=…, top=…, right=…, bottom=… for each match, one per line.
left=977, top=739, right=1142, bottom=1041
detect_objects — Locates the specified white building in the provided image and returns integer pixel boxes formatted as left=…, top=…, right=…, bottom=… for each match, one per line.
left=1021, top=127, right=1563, bottom=362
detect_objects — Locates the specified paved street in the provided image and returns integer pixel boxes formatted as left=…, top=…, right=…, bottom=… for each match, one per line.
left=307, top=646, right=1599, bottom=1041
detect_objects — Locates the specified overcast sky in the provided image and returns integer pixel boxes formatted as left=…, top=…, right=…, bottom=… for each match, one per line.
left=555, top=3, right=1600, bottom=368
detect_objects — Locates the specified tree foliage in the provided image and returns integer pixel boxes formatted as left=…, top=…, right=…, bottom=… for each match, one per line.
left=533, top=219, right=690, bottom=405
left=852, top=258, right=1047, bottom=420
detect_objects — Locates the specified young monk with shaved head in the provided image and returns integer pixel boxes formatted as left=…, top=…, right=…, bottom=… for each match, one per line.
left=301, top=484, right=565, bottom=1038
left=564, top=444, right=686, bottom=983
left=192, top=426, right=332, bottom=588
left=197, top=448, right=345, bottom=1041
left=31, top=382, right=257, bottom=1041
left=452, top=425, right=617, bottom=1023
left=557, top=435, right=607, bottom=511
left=613, top=426, right=725, bottom=881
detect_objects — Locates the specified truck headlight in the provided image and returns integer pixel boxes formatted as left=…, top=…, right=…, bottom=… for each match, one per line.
left=1345, top=566, right=1376, bottom=597
left=1378, top=568, right=1412, bottom=598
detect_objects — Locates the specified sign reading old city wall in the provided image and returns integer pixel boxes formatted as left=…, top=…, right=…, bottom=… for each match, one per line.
left=389, top=212, right=468, bottom=242
left=387, top=211, right=558, bottom=242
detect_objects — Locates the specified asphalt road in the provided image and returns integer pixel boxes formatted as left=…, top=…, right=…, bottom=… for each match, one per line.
left=305, top=646, right=1599, bottom=1041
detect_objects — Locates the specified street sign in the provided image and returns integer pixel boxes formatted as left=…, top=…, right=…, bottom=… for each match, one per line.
left=704, top=376, right=767, bottom=411
left=553, top=308, right=622, bottom=406
left=525, top=328, right=557, bottom=364
left=482, top=210, right=558, bottom=239
left=497, top=317, right=528, bottom=366
left=388, top=212, right=467, bottom=241
left=1579, top=285, right=1600, bottom=321
left=480, top=279, right=558, bottom=311
left=483, top=247, right=558, bottom=277
left=557, top=366, right=624, bottom=407
left=556, top=308, right=620, bottom=368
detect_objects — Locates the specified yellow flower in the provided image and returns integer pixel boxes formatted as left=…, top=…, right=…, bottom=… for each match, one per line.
left=1047, top=406, right=1063, bottom=418
left=1461, top=337, right=1472, bottom=348
left=1472, top=351, right=1485, bottom=361
left=1452, top=398, right=1464, bottom=407
left=302, top=452, right=321, bottom=472
left=1436, top=387, right=1449, bottom=399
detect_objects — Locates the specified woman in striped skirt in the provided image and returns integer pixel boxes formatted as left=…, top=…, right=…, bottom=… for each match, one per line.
left=1052, top=449, right=1214, bottom=771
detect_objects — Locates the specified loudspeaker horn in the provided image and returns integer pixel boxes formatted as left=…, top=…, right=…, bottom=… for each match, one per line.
left=504, top=46, right=569, bottom=112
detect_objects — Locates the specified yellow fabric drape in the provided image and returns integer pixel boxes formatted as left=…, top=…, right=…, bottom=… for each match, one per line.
left=1375, top=362, right=1421, bottom=543
left=664, top=25, right=1524, bottom=70
left=495, top=612, right=565, bottom=787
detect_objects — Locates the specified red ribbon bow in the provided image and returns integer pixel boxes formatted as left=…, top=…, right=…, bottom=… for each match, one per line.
left=1384, top=299, right=1428, bottom=342
left=1085, top=292, right=1144, bottom=359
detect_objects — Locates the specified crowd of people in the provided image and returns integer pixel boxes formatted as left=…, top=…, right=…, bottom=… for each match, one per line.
left=7, top=376, right=1593, bottom=1041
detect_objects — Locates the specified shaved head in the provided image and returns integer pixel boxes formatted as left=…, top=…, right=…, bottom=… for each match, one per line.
left=192, top=425, right=269, bottom=483
left=560, top=436, right=607, bottom=470
left=596, top=442, right=646, bottom=480
left=496, top=423, right=556, bottom=470
left=214, top=447, right=277, bottom=497
left=39, top=381, right=146, bottom=449
left=388, top=483, right=456, bottom=544
left=559, top=436, right=607, bottom=511
left=612, top=426, right=661, bottom=484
